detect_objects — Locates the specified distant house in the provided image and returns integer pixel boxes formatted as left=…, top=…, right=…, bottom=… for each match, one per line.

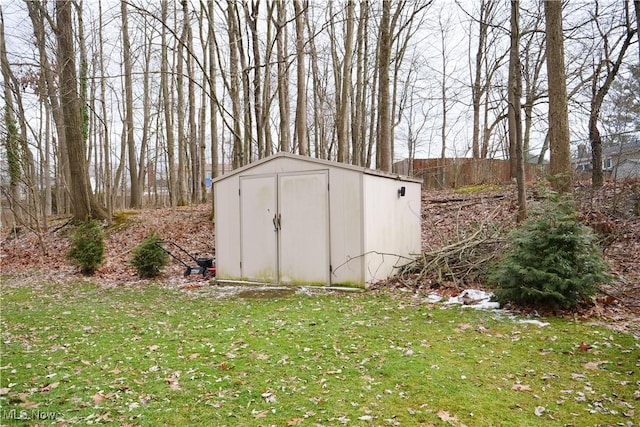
left=575, top=139, right=640, bottom=178
left=614, top=158, right=640, bottom=179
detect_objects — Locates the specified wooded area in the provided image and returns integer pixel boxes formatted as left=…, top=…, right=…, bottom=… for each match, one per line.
left=0, top=0, right=638, bottom=226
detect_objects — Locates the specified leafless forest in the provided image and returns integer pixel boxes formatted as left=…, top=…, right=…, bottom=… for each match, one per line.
left=0, top=1, right=638, bottom=226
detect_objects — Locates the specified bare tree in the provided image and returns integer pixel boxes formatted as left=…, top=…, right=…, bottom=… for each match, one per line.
left=508, top=0, right=526, bottom=222
left=336, top=0, right=355, bottom=163
left=544, top=0, right=572, bottom=194
left=0, top=6, right=22, bottom=224
left=587, top=1, right=635, bottom=187
left=160, top=1, right=178, bottom=207
left=55, top=0, right=108, bottom=220
left=469, top=0, right=497, bottom=159
left=293, top=0, right=308, bottom=156
left=351, top=0, right=370, bottom=166
left=377, top=0, right=392, bottom=171
left=121, top=0, right=142, bottom=208
left=276, top=1, right=291, bottom=153
left=226, top=0, right=244, bottom=167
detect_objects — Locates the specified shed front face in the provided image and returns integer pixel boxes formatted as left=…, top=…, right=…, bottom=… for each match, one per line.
left=213, top=153, right=421, bottom=288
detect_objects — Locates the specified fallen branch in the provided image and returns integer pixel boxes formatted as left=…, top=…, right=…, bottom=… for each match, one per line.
left=396, top=205, right=509, bottom=288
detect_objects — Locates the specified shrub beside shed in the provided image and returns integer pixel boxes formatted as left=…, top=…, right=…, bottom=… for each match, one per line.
left=213, top=152, right=422, bottom=288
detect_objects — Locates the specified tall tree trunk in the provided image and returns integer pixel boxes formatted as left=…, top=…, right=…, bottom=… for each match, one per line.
left=55, top=0, right=108, bottom=221
left=337, top=0, right=355, bottom=163
left=227, top=0, right=243, bottom=167
left=276, top=1, right=290, bottom=153
left=544, top=0, right=572, bottom=194
left=26, top=1, right=71, bottom=215
left=377, top=0, right=392, bottom=172
left=245, top=0, right=264, bottom=159
left=98, top=0, right=113, bottom=216
left=138, top=30, right=153, bottom=207
left=176, top=0, right=189, bottom=205
left=208, top=0, right=219, bottom=213
left=509, top=0, right=526, bottom=222
left=352, top=1, right=369, bottom=166
left=0, top=8, right=22, bottom=225
left=182, top=0, right=200, bottom=203
left=293, top=0, right=308, bottom=156
left=160, top=1, right=177, bottom=207
left=262, top=1, right=276, bottom=158
left=471, top=0, right=495, bottom=159
left=121, top=1, right=141, bottom=208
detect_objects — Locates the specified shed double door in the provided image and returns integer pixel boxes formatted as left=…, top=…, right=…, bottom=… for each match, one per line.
left=240, top=171, right=330, bottom=285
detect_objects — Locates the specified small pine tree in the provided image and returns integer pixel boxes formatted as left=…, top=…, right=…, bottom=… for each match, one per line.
left=131, top=234, right=168, bottom=278
left=490, top=196, right=610, bottom=310
left=67, top=220, right=106, bottom=275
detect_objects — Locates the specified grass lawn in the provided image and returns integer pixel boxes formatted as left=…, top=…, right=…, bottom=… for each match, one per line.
left=1, top=280, right=638, bottom=426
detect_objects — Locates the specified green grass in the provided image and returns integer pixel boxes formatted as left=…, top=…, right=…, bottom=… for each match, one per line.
left=1, top=281, right=638, bottom=426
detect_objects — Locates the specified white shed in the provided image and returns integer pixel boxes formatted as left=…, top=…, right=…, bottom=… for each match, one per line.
left=213, top=152, right=422, bottom=288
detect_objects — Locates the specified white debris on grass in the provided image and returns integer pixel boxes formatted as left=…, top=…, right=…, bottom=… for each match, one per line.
left=517, top=319, right=550, bottom=327
left=440, top=289, right=501, bottom=310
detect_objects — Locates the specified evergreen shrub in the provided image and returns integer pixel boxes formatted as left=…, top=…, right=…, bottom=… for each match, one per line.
left=490, top=196, right=611, bottom=309
left=131, top=234, right=168, bottom=278
left=67, top=220, right=106, bottom=275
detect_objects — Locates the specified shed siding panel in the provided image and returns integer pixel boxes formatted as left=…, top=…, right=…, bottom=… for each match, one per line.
left=214, top=175, right=241, bottom=279
left=363, top=175, right=421, bottom=283
left=328, top=168, right=364, bottom=286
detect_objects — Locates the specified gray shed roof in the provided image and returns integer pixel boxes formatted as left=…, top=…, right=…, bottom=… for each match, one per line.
left=212, top=152, right=422, bottom=184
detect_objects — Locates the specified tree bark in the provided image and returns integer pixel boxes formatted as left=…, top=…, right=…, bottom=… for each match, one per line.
left=293, top=0, right=308, bottom=156
left=121, top=0, right=141, bottom=208
left=471, top=1, right=495, bottom=159
left=227, top=0, right=244, bottom=167
left=160, top=1, right=177, bottom=207
left=351, top=1, right=369, bottom=166
left=509, top=0, right=526, bottom=222
left=55, top=0, right=108, bottom=221
left=276, top=1, right=290, bottom=153
left=544, top=0, right=572, bottom=194
left=337, top=0, right=355, bottom=163
left=377, top=0, right=392, bottom=172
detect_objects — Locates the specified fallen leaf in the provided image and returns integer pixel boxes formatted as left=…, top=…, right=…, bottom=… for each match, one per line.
left=21, top=400, right=40, bottom=409
left=253, top=409, right=269, bottom=418
left=534, top=406, right=545, bottom=416
left=287, top=418, right=304, bottom=426
left=92, top=391, right=112, bottom=404
left=40, top=382, right=59, bottom=392
left=578, top=342, right=593, bottom=351
left=437, top=410, right=458, bottom=423
left=583, top=361, right=607, bottom=370
left=512, top=384, right=532, bottom=392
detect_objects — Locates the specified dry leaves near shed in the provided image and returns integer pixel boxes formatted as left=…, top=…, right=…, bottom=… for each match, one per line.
left=0, top=204, right=215, bottom=286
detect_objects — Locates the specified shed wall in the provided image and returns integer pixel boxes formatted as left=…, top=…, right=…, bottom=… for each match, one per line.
left=327, top=167, right=364, bottom=286
left=214, top=153, right=420, bottom=287
left=214, top=174, right=241, bottom=280
left=362, top=175, right=422, bottom=283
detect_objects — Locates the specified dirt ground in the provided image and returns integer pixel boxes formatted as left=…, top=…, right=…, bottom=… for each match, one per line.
left=1, top=181, right=639, bottom=336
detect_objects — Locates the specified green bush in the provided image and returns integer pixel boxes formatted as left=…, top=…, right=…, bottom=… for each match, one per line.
left=490, top=196, right=610, bottom=310
left=131, top=234, right=168, bottom=278
left=67, top=220, right=106, bottom=275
